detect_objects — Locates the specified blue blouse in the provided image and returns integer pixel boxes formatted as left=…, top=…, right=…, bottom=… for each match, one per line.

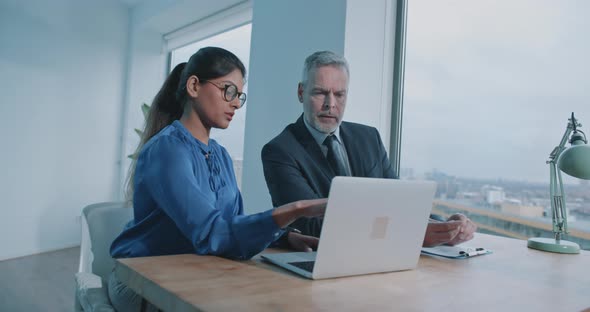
left=111, top=121, right=283, bottom=260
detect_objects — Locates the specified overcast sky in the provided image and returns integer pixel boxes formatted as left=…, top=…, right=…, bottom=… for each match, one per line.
left=401, top=0, right=590, bottom=183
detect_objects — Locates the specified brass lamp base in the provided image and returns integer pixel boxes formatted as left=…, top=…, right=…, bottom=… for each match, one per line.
left=527, top=237, right=580, bottom=254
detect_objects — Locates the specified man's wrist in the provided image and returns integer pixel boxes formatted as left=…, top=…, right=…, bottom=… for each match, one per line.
left=284, top=226, right=302, bottom=234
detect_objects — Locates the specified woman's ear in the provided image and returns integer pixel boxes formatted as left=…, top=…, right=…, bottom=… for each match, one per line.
left=186, top=75, right=200, bottom=98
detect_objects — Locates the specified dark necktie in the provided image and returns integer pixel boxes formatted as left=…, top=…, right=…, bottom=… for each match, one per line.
left=323, top=134, right=350, bottom=176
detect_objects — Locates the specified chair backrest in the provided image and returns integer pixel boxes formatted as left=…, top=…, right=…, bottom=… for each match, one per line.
left=82, top=202, right=133, bottom=281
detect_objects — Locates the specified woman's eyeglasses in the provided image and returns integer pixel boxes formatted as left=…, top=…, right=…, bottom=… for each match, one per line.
left=202, top=80, right=247, bottom=107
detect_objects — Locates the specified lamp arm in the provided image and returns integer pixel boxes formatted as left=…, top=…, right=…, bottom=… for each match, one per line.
left=549, top=161, right=568, bottom=241
left=547, top=119, right=578, bottom=241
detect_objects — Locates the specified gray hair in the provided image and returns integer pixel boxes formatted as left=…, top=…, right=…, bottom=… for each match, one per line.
left=301, top=51, right=349, bottom=84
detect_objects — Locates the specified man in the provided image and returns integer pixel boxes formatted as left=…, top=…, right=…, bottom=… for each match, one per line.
left=262, top=51, right=476, bottom=247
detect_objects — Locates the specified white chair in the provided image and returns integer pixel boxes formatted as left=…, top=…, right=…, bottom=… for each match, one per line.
left=75, top=202, right=133, bottom=312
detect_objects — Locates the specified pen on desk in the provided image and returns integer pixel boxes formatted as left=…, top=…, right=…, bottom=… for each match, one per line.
left=460, top=248, right=487, bottom=257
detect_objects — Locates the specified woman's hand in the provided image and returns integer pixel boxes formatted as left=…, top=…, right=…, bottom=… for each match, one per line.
left=272, top=198, right=327, bottom=228
left=296, top=198, right=328, bottom=217
left=287, top=232, right=319, bottom=252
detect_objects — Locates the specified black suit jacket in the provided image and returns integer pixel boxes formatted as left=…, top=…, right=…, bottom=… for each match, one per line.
left=262, top=115, right=396, bottom=236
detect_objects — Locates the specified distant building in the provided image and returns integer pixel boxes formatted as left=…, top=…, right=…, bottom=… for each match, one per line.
left=482, top=185, right=505, bottom=205
left=500, top=202, right=544, bottom=218
left=399, top=168, right=415, bottom=179
left=459, top=192, right=479, bottom=199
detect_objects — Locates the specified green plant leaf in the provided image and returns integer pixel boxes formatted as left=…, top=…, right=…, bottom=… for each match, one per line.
left=141, top=103, right=150, bottom=119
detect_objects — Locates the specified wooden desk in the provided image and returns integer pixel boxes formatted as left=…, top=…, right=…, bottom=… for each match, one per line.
left=115, top=234, right=590, bottom=311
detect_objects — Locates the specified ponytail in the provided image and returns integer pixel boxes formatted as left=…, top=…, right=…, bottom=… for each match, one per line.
left=143, top=62, right=187, bottom=145
left=125, top=62, right=187, bottom=202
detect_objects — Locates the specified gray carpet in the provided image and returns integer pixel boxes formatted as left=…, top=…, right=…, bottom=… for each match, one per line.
left=0, top=247, right=80, bottom=312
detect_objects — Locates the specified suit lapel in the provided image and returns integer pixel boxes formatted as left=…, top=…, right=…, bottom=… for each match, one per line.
left=340, top=122, right=363, bottom=176
left=292, top=115, right=335, bottom=179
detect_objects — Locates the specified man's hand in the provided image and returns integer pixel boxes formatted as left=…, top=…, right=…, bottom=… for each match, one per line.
left=287, top=232, right=319, bottom=252
left=445, top=213, right=477, bottom=245
left=422, top=221, right=462, bottom=247
left=422, top=213, right=477, bottom=247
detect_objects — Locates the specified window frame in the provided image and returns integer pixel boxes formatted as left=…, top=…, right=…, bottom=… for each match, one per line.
left=163, top=1, right=253, bottom=54
left=389, top=0, right=408, bottom=179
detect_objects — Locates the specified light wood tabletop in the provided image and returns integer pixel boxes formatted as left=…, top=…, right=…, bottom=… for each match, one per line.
left=115, top=233, right=590, bottom=311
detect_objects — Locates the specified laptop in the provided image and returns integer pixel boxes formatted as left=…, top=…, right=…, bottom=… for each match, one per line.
left=261, top=177, right=436, bottom=279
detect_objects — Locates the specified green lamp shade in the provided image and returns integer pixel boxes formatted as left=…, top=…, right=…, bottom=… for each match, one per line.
left=557, top=141, right=590, bottom=180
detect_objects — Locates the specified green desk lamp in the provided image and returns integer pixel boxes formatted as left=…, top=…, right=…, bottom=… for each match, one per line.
left=527, top=113, right=590, bottom=254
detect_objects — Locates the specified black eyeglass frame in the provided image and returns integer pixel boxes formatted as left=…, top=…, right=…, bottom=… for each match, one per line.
left=202, top=80, right=247, bottom=107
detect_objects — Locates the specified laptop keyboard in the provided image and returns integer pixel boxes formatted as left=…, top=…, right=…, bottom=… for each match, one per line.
left=288, top=261, right=315, bottom=272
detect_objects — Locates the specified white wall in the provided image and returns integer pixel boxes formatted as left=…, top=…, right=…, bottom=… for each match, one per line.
left=118, top=22, right=167, bottom=200
left=241, top=0, right=397, bottom=213
left=0, top=0, right=129, bottom=260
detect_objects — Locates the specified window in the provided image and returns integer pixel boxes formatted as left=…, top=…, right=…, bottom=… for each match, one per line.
left=402, top=1, right=590, bottom=249
left=169, top=23, right=252, bottom=188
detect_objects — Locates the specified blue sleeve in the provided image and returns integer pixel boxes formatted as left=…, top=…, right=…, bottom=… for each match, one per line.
left=138, top=136, right=282, bottom=260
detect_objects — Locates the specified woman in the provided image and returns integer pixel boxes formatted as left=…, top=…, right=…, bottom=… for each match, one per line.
left=108, top=47, right=326, bottom=311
